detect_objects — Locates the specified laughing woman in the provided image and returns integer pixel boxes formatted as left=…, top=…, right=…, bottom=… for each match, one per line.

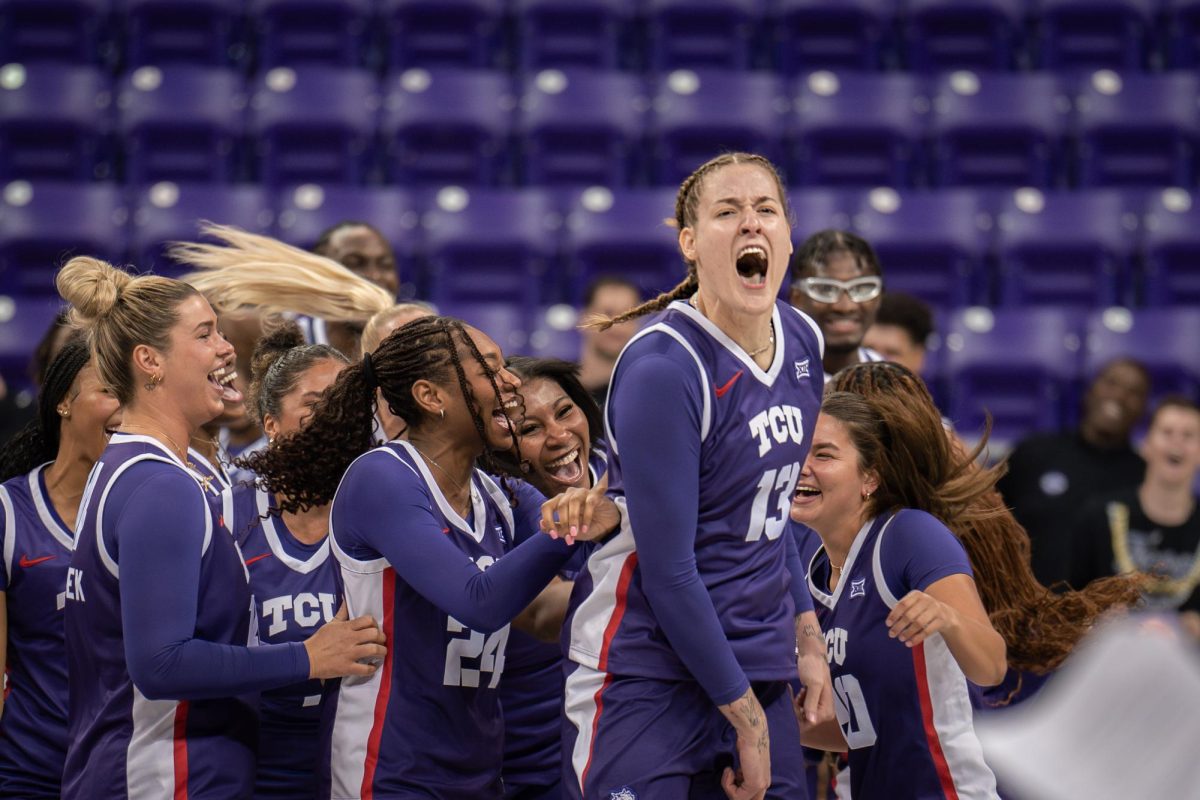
left=793, top=391, right=1006, bottom=800
left=55, top=257, right=385, bottom=799
left=0, top=336, right=121, bottom=798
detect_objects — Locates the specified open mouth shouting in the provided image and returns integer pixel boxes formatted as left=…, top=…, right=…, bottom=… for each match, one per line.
left=793, top=483, right=821, bottom=507
left=493, top=395, right=523, bottom=435
left=736, top=245, right=769, bottom=290
left=543, top=445, right=586, bottom=489
left=208, top=365, right=244, bottom=404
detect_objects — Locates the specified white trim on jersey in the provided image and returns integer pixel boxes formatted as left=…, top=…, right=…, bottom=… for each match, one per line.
left=567, top=497, right=637, bottom=669
left=0, top=484, right=15, bottom=585
left=126, top=686, right=181, bottom=799
left=187, top=447, right=231, bottom=493
left=807, top=516, right=889, bottom=610
left=29, top=463, right=75, bottom=550
left=786, top=304, right=826, bottom=361
left=671, top=300, right=786, bottom=386
left=603, top=323, right=712, bottom=456
left=871, top=513, right=999, bottom=799
left=564, top=663, right=610, bottom=793
left=255, top=489, right=330, bottom=574
left=394, top=440, right=488, bottom=543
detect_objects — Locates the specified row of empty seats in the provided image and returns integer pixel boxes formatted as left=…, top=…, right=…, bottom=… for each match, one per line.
left=2, top=182, right=1199, bottom=310
left=7, top=0, right=1200, bottom=72
left=5, top=64, right=1200, bottom=188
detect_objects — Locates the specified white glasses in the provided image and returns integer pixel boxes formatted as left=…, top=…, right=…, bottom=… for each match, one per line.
left=793, top=276, right=883, bottom=304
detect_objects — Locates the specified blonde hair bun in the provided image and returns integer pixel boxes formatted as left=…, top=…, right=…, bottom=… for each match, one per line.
left=56, top=256, right=133, bottom=324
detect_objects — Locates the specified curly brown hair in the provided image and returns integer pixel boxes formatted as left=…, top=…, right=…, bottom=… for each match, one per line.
left=828, top=362, right=1142, bottom=674
left=244, top=315, right=521, bottom=513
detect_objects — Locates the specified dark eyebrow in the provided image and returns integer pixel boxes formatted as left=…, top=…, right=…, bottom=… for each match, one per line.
left=714, top=195, right=778, bottom=207
left=194, top=320, right=214, bottom=333
left=812, top=441, right=840, bottom=452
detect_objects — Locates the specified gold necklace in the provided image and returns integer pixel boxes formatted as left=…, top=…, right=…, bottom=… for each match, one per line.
left=122, top=424, right=213, bottom=493
left=411, top=444, right=473, bottom=513
left=1108, top=501, right=1200, bottom=598
left=689, top=295, right=774, bottom=358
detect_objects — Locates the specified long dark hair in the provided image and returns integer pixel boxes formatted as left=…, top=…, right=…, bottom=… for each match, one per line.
left=828, top=361, right=1142, bottom=674
left=0, top=335, right=91, bottom=482
left=244, top=315, right=521, bottom=513
left=489, top=356, right=603, bottom=478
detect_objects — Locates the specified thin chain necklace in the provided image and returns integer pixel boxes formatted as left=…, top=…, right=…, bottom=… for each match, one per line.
left=411, top=444, right=473, bottom=511
left=122, top=423, right=213, bottom=492
left=689, top=295, right=774, bottom=358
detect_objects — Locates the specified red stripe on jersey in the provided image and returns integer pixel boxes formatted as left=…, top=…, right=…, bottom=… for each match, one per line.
left=912, top=644, right=960, bottom=800
left=172, top=701, right=189, bottom=800
left=361, top=568, right=397, bottom=800
left=580, top=672, right=614, bottom=793
left=596, top=553, right=639, bottom=671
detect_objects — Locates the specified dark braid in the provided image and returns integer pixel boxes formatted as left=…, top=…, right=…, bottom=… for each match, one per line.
left=830, top=361, right=1143, bottom=676
left=246, top=315, right=522, bottom=513
left=588, top=152, right=790, bottom=332
left=0, top=334, right=91, bottom=482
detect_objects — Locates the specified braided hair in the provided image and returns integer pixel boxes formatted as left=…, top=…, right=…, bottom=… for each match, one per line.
left=589, top=152, right=791, bottom=332
left=244, top=316, right=522, bottom=513
left=243, top=321, right=349, bottom=430
left=0, top=334, right=91, bottom=482
left=829, top=361, right=1143, bottom=675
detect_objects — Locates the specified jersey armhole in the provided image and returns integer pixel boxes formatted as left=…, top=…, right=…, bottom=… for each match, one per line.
left=870, top=514, right=902, bottom=609
left=0, top=485, right=14, bottom=586
left=787, top=305, right=826, bottom=361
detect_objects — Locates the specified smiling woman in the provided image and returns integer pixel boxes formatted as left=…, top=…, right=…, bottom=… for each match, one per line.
left=52, top=257, right=386, bottom=800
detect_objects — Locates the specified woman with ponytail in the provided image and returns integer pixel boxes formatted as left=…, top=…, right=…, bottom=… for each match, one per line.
left=243, top=314, right=617, bottom=799
left=223, top=322, right=350, bottom=799
left=55, top=257, right=385, bottom=800
left=0, top=336, right=120, bottom=798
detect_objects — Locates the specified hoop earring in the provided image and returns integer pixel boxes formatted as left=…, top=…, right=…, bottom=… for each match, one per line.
left=440, top=409, right=445, bottom=420
left=144, top=373, right=163, bottom=391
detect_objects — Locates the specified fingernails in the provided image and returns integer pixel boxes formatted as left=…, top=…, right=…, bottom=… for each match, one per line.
left=548, top=529, right=558, bottom=539
left=570, top=525, right=578, bottom=537
left=581, top=524, right=588, bottom=536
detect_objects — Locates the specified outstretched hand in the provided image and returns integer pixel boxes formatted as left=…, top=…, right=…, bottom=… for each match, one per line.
left=539, top=477, right=618, bottom=546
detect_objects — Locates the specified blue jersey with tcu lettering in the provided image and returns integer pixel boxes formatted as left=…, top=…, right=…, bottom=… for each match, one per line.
left=565, top=299, right=825, bottom=691
left=0, top=465, right=75, bottom=798
left=322, top=440, right=570, bottom=799
left=225, top=486, right=340, bottom=798
left=809, top=510, right=998, bottom=800
left=62, top=433, right=303, bottom=800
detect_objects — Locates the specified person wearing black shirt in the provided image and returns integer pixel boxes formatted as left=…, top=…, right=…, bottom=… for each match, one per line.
left=998, top=358, right=1150, bottom=586
left=1069, top=397, right=1200, bottom=618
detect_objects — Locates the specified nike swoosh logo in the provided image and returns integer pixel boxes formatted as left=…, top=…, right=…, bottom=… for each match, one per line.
left=244, top=553, right=271, bottom=565
left=714, top=370, right=744, bottom=398
left=19, top=554, right=56, bottom=568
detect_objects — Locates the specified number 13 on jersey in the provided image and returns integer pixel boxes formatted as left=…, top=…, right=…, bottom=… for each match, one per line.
left=746, top=462, right=800, bottom=542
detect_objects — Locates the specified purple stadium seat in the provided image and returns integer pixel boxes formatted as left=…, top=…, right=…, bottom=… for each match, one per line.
left=929, top=71, right=1069, bottom=188
left=850, top=189, right=993, bottom=309
left=0, top=63, right=112, bottom=182
left=790, top=71, right=926, bottom=187
left=645, top=0, right=761, bottom=71
left=515, top=0, right=631, bottom=70
left=248, top=66, right=377, bottom=186
left=1167, top=0, right=1200, bottom=67
left=528, top=304, right=582, bottom=361
left=0, top=0, right=106, bottom=64
left=382, top=0, right=505, bottom=69
left=1142, top=188, right=1200, bottom=306
left=275, top=184, right=419, bottom=290
left=382, top=69, right=514, bottom=186
left=1037, top=0, right=1159, bottom=70
left=649, top=70, right=785, bottom=186
left=129, top=182, right=273, bottom=278
left=117, top=66, right=244, bottom=184
left=124, top=0, right=241, bottom=67
left=943, top=307, right=1084, bottom=448
left=0, top=295, right=63, bottom=388
left=249, top=0, right=373, bottom=67
left=436, top=301, right=531, bottom=357
left=1084, top=306, right=1200, bottom=399
left=1076, top=71, right=1200, bottom=187
left=0, top=181, right=125, bottom=296
left=995, top=189, right=1141, bottom=308
left=905, top=0, right=1024, bottom=71
left=517, top=69, right=646, bottom=187
left=787, top=187, right=862, bottom=246
left=563, top=186, right=681, bottom=305
left=420, top=187, right=561, bottom=308
left=774, top=0, right=893, bottom=72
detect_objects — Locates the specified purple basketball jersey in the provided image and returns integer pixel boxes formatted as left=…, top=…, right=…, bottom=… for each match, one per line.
left=565, top=300, right=825, bottom=683
left=323, top=441, right=523, bottom=799
left=808, top=511, right=998, bottom=800
left=0, top=465, right=75, bottom=797
left=62, top=434, right=258, bottom=799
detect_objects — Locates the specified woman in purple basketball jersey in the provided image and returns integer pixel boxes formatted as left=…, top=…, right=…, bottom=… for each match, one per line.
left=0, top=336, right=121, bottom=798
left=793, top=391, right=1007, bottom=799
left=55, top=257, right=385, bottom=799
left=559, top=153, right=834, bottom=800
